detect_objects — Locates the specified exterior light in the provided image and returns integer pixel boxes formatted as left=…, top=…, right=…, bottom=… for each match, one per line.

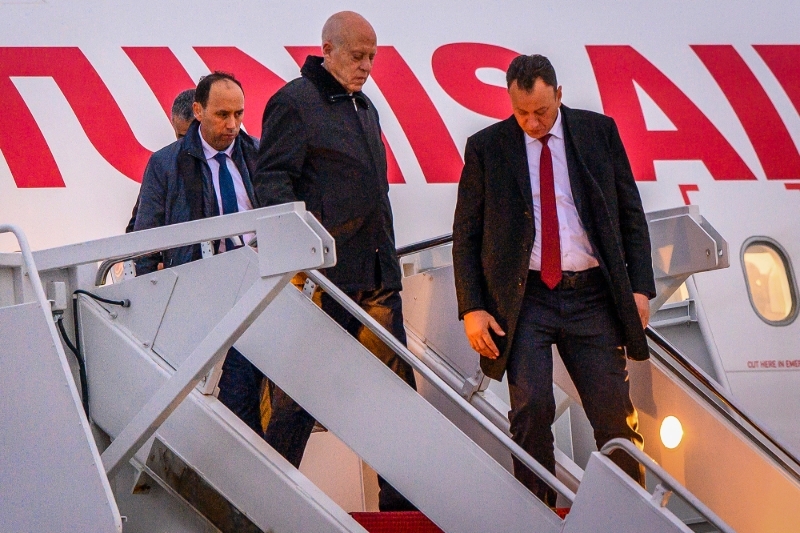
left=660, top=416, right=684, bottom=449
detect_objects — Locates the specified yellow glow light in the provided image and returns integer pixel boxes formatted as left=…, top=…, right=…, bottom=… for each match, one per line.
left=660, top=416, right=684, bottom=449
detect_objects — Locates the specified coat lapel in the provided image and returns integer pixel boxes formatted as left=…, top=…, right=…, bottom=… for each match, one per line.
left=561, top=106, right=594, bottom=226
left=500, top=118, right=533, bottom=210
left=231, top=136, right=259, bottom=208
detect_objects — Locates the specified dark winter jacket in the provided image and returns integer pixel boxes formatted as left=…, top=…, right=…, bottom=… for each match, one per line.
left=252, top=55, right=401, bottom=292
left=133, top=120, right=260, bottom=274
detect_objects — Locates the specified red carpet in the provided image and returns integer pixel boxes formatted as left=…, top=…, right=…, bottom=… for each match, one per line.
left=350, top=512, right=443, bottom=532
left=351, top=509, right=571, bottom=531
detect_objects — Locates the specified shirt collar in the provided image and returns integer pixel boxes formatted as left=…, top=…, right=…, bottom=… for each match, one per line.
left=525, top=107, right=563, bottom=145
left=199, top=128, right=235, bottom=160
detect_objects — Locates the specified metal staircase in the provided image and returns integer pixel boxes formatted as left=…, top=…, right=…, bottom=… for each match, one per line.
left=2, top=203, right=787, bottom=532
left=397, top=207, right=800, bottom=533
left=0, top=225, right=122, bottom=533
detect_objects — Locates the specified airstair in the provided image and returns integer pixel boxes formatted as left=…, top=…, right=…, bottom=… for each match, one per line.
left=399, top=206, right=800, bottom=533
left=0, top=203, right=796, bottom=532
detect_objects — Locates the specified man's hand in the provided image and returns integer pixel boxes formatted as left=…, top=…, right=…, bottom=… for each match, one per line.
left=633, top=293, right=650, bottom=329
left=463, top=310, right=506, bottom=359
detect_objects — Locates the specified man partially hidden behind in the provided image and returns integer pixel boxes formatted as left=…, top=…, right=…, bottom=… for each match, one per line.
left=126, top=88, right=196, bottom=234
left=452, top=54, right=655, bottom=506
left=133, top=72, right=266, bottom=438
left=169, top=88, right=196, bottom=140
left=253, top=11, right=416, bottom=511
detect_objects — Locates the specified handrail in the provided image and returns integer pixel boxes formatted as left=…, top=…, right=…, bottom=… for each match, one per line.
left=396, top=233, right=452, bottom=257
left=101, top=226, right=800, bottom=495
left=96, top=228, right=455, bottom=286
left=97, top=227, right=452, bottom=286
left=645, top=326, right=800, bottom=483
left=95, top=252, right=147, bottom=286
left=398, top=234, right=800, bottom=485
left=32, top=204, right=304, bottom=274
left=0, top=225, right=53, bottom=315
left=304, top=268, right=576, bottom=504
left=600, top=439, right=735, bottom=533
left=94, top=233, right=453, bottom=286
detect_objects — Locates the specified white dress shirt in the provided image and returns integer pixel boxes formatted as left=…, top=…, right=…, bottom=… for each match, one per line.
left=527, top=110, right=599, bottom=272
left=199, top=131, right=254, bottom=250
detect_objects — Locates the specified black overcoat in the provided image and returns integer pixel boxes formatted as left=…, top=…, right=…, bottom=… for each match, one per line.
left=452, top=106, right=656, bottom=380
left=253, top=56, right=401, bottom=293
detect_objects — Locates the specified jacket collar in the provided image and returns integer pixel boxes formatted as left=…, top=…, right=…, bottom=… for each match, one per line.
left=181, top=119, right=256, bottom=161
left=182, top=120, right=205, bottom=160
left=301, top=55, right=370, bottom=109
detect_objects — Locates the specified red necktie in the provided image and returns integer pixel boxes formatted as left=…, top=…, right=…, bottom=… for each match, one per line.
left=539, top=134, right=562, bottom=289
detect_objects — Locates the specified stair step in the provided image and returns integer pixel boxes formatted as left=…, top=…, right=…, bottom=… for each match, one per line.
left=684, top=519, right=718, bottom=532
left=350, top=512, right=443, bottom=533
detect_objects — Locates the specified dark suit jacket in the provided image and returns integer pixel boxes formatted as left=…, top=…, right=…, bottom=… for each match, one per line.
left=133, top=120, right=260, bottom=274
left=452, top=105, right=655, bottom=380
left=252, top=56, right=401, bottom=293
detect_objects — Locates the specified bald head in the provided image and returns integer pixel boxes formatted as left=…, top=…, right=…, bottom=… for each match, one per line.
left=322, top=11, right=376, bottom=47
left=321, top=11, right=377, bottom=93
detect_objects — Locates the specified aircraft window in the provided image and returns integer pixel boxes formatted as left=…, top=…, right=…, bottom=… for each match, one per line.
left=742, top=240, right=797, bottom=325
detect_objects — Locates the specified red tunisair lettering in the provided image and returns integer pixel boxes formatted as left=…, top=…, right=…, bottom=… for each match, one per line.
left=369, top=46, right=463, bottom=183
left=285, top=46, right=406, bottom=184
left=432, top=43, right=519, bottom=120
left=693, top=45, right=800, bottom=179
left=755, top=46, right=800, bottom=117
left=123, top=47, right=196, bottom=119
left=679, top=184, right=699, bottom=205
left=0, top=65, right=62, bottom=187
left=0, top=47, right=152, bottom=186
left=194, top=47, right=287, bottom=139
left=125, top=46, right=288, bottom=139
left=586, top=45, right=756, bottom=181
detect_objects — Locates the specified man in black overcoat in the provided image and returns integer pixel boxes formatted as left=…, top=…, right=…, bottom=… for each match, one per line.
left=252, top=11, right=415, bottom=511
left=452, top=54, right=656, bottom=506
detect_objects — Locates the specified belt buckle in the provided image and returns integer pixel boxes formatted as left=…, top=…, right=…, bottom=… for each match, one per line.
left=560, top=271, right=578, bottom=290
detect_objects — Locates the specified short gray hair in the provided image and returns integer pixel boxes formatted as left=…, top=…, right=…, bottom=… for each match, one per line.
left=171, top=88, right=195, bottom=121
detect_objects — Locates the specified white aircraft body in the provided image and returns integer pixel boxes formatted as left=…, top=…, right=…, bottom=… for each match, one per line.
left=1, top=1, right=799, bottom=531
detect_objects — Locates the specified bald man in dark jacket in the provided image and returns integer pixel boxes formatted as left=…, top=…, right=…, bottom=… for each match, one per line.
left=252, top=11, right=415, bottom=512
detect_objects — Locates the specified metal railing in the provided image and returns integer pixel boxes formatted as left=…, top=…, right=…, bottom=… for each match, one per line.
left=400, top=233, right=800, bottom=480
left=305, top=268, right=576, bottom=504
left=397, top=232, right=800, bottom=495
left=94, top=229, right=800, bottom=503
left=645, top=326, right=800, bottom=483
left=92, top=229, right=575, bottom=504
left=0, top=225, right=53, bottom=316
left=96, top=253, right=144, bottom=286
left=601, top=439, right=734, bottom=533
left=396, top=233, right=453, bottom=257
left=96, top=229, right=455, bottom=286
